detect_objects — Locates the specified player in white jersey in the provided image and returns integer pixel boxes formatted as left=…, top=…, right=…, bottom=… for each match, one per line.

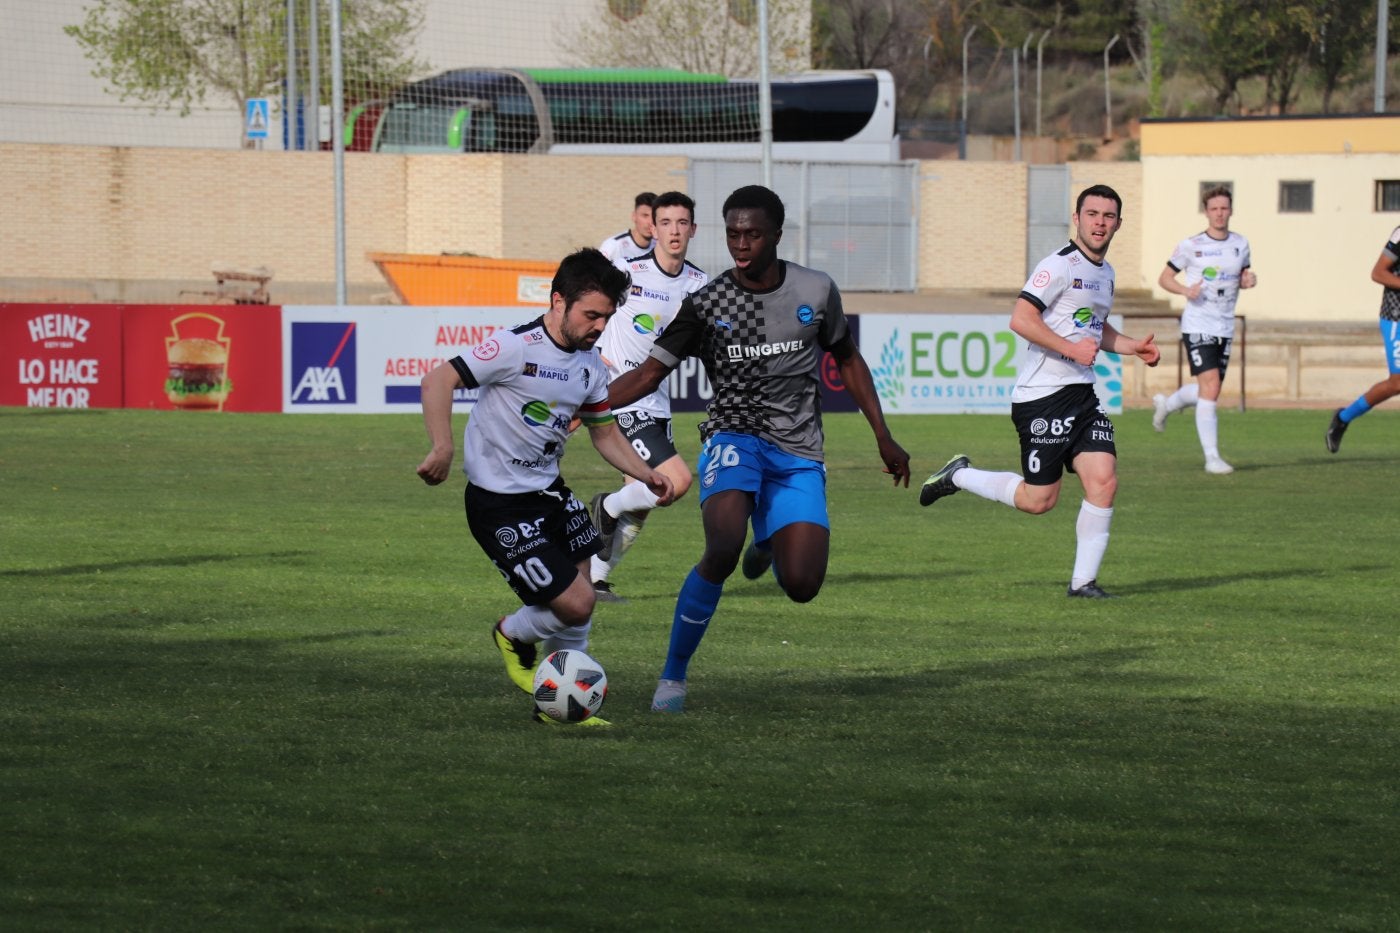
left=597, top=191, right=656, bottom=263
left=1152, top=185, right=1258, bottom=474
left=416, top=248, right=674, bottom=725
left=1326, top=224, right=1400, bottom=453
left=919, top=185, right=1161, bottom=599
left=588, top=191, right=709, bottom=602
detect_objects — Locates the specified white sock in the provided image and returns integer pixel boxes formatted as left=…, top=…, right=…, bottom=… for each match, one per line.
left=1071, top=501, right=1114, bottom=589
left=955, top=467, right=1022, bottom=508
left=590, top=554, right=610, bottom=584
left=591, top=514, right=645, bottom=583
left=605, top=482, right=659, bottom=516
left=501, top=603, right=565, bottom=643
left=543, top=620, right=591, bottom=655
left=1196, top=399, right=1220, bottom=459
left=1167, top=382, right=1199, bottom=412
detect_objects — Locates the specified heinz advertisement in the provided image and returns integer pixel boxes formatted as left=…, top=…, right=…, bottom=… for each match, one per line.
left=1, top=304, right=124, bottom=409
left=122, top=307, right=282, bottom=412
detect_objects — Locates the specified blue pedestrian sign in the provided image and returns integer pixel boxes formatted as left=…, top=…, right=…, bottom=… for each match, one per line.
left=245, top=98, right=270, bottom=140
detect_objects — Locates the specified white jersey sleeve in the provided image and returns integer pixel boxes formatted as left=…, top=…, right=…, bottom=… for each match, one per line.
left=1013, top=242, right=1115, bottom=403
left=598, top=231, right=652, bottom=264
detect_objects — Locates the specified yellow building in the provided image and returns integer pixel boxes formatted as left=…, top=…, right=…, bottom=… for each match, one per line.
left=1140, top=114, right=1400, bottom=322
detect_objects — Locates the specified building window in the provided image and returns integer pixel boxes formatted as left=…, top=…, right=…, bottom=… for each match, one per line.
left=1199, top=181, right=1232, bottom=209
left=1278, top=180, right=1313, bottom=213
left=728, top=0, right=757, bottom=27
left=1377, top=180, right=1400, bottom=212
left=608, top=0, right=646, bottom=20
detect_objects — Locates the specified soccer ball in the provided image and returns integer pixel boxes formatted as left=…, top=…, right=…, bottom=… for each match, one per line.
left=532, top=649, right=608, bottom=723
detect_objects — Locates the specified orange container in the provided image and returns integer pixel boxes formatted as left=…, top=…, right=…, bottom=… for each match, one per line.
left=369, top=253, right=557, bottom=306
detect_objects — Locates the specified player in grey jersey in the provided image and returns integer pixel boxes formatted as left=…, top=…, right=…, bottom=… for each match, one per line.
left=1326, top=224, right=1400, bottom=453
left=608, top=185, right=911, bottom=714
left=919, top=185, right=1160, bottom=599
left=416, top=248, right=673, bottom=725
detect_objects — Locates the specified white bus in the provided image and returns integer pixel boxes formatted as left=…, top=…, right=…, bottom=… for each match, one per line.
left=358, top=67, right=899, bottom=162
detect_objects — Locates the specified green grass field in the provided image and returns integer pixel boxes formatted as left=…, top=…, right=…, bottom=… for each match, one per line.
left=3, top=405, right=1396, bottom=930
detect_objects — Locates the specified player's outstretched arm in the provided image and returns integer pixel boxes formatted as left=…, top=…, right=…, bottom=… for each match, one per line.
left=1101, top=325, right=1161, bottom=367
left=587, top=420, right=675, bottom=505
left=416, top=362, right=463, bottom=485
left=830, top=336, right=910, bottom=487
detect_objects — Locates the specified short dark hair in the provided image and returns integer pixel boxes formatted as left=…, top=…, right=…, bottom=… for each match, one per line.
left=552, top=248, right=631, bottom=310
left=634, top=191, right=657, bottom=208
left=1075, top=184, right=1123, bottom=216
left=722, top=185, right=785, bottom=230
left=651, top=190, right=695, bottom=221
left=1201, top=184, right=1233, bottom=208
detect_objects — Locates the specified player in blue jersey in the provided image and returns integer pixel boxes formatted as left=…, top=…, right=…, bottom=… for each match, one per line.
left=416, top=248, right=674, bottom=725
left=1326, top=224, right=1400, bottom=453
left=919, top=185, right=1161, bottom=599
left=607, top=185, right=911, bottom=714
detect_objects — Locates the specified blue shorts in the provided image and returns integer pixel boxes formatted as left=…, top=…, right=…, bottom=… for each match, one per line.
left=696, top=432, right=828, bottom=549
left=1382, top=320, right=1400, bottom=375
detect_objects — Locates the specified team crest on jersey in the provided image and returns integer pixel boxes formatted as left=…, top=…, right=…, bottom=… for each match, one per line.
left=1032, top=269, right=1052, bottom=288
left=796, top=304, right=815, bottom=325
left=472, top=338, right=501, bottom=361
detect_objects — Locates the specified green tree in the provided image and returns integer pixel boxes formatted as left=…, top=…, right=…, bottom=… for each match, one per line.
left=1177, top=0, right=1277, bottom=113
left=65, top=0, right=425, bottom=146
left=1305, top=0, right=1378, bottom=111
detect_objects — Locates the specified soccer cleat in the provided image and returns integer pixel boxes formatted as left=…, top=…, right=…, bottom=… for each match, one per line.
left=1151, top=393, right=1169, bottom=432
left=1325, top=409, right=1348, bottom=454
left=740, top=542, right=773, bottom=580
left=592, top=580, right=627, bottom=604
left=590, top=491, right=618, bottom=562
left=1204, top=455, right=1234, bottom=475
left=492, top=619, right=538, bottom=694
left=919, top=454, right=970, bottom=507
left=651, top=678, right=687, bottom=714
left=1067, top=580, right=1117, bottom=599
left=532, top=706, right=613, bottom=728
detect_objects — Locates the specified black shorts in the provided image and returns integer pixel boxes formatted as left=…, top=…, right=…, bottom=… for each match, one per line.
left=1010, top=383, right=1116, bottom=486
left=464, top=478, right=603, bottom=606
left=1183, top=333, right=1232, bottom=377
left=614, top=410, right=678, bottom=467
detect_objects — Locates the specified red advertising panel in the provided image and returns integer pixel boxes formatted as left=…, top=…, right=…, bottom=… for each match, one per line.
left=0, top=304, right=125, bottom=409
left=122, top=306, right=282, bottom=412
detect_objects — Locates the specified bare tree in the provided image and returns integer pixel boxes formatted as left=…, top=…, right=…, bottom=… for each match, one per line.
left=563, top=0, right=811, bottom=76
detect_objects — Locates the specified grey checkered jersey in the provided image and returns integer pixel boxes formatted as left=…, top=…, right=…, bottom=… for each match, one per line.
left=1381, top=226, right=1400, bottom=322
left=649, top=261, right=849, bottom=462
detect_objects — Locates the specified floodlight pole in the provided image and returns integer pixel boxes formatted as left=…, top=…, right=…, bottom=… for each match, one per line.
left=1377, top=0, right=1390, bottom=113
left=758, top=0, right=773, bottom=188
left=308, top=0, right=320, bottom=146
left=960, top=26, right=978, bottom=160
left=330, top=0, right=346, bottom=305
left=286, top=0, right=298, bottom=150
left=1104, top=34, right=1120, bottom=140
left=1036, top=30, right=1050, bottom=137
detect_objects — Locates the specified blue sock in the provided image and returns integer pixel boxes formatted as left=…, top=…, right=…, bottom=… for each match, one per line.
left=661, top=567, right=724, bottom=682
left=1340, top=397, right=1372, bottom=423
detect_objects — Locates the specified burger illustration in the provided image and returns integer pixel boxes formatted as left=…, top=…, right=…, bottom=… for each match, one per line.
left=165, top=337, right=232, bottom=409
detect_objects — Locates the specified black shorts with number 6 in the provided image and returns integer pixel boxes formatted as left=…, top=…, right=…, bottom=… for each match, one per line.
left=1010, top=383, right=1116, bottom=486
left=464, top=478, right=603, bottom=607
